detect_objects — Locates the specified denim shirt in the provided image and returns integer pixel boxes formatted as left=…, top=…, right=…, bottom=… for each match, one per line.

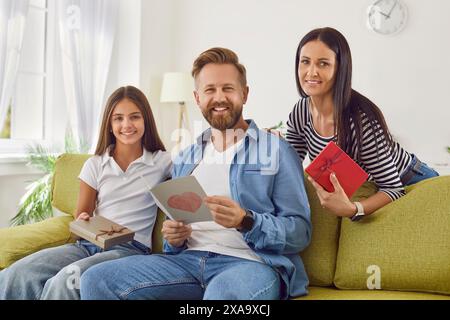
left=164, top=120, right=312, bottom=298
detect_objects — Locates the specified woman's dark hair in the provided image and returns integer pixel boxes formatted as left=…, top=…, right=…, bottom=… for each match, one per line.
left=295, top=27, right=393, bottom=161
left=95, top=86, right=166, bottom=155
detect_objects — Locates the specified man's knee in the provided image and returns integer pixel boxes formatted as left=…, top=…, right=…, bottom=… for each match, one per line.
left=204, top=264, right=281, bottom=300
left=80, top=262, right=118, bottom=300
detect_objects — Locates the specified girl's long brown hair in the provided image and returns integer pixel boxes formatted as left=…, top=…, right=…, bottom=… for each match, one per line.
left=295, top=27, right=394, bottom=161
left=95, top=86, right=165, bottom=155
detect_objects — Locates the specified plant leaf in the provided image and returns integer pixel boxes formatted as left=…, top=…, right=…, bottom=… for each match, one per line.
left=269, top=121, right=285, bottom=130
left=10, top=174, right=53, bottom=226
left=11, top=132, right=84, bottom=226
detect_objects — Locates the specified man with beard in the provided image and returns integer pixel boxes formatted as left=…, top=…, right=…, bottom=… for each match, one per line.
left=80, top=48, right=312, bottom=300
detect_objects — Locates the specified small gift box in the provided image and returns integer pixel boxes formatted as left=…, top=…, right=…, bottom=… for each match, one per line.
left=69, top=216, right=135, bottom=250
left=305, top=141, right=368, bottom=198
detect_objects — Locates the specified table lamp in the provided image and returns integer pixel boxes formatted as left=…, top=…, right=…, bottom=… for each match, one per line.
left=160, top=72, right=194, bottom=145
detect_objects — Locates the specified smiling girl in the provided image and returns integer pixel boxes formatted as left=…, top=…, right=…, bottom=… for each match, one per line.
left=0, top=86, right=171, bottom=300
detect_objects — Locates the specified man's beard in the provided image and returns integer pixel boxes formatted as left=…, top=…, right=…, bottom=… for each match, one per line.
left=202, top=103, right=243, bottom=131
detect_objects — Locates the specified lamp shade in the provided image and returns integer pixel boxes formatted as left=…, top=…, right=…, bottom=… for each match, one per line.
left=160, top=72, right=194, bottom=103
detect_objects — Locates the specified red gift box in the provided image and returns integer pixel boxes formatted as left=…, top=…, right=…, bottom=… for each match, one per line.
left=305, top=141, right=368, bottom=198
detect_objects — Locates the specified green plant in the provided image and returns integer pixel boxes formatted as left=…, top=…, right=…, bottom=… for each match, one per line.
left=447, top=146, right=450, bottom=154
left=268, top=121, right=287, bottom=137
left=10, top=135, right=86, bottom=226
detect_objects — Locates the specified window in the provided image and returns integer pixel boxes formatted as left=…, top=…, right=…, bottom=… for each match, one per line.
left=0, top=0, right=58, bottom=153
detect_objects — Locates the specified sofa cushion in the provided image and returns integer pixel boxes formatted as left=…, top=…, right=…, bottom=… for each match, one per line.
left=300, top=177, right=377, bottom=287
left=0, top=216, right=74, bottom=269
left=334, top=176, right=450, bottom=295
left=152, top=211, right=165, bottom=253
left=52, top=154, right=92, bottom=217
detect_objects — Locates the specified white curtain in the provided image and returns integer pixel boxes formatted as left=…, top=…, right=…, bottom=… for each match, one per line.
left=57, top=0, right=119, bottom=152
left=0, top=0, right=30, bottom=133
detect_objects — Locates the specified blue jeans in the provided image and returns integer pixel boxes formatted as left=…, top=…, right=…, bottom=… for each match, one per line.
left=0, top=240, right=149, bottom=300
left=400, top=154, right=439, bottom=186
left=80, top=250, right=281, bottom=300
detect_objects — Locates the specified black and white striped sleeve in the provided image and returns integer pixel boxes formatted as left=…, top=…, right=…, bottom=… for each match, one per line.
left=286, top=100, right=307, bottom=163
left=359, top=117, right=405, bottom=201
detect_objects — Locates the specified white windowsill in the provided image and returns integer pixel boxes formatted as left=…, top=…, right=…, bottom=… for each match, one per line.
left=0, top=155, right=43, bottom=176
left=0, top=154, right=28, bottom=164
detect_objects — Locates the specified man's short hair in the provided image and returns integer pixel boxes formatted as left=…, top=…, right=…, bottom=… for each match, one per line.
left=191, top=47, right=247, bottom=87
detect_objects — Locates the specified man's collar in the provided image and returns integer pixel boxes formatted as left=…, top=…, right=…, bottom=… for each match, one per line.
left=195, top=119, right=259, bottom=146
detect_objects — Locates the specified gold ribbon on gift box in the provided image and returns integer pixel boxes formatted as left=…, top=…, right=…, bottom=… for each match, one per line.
left=95, top=225, right=127, bottom=240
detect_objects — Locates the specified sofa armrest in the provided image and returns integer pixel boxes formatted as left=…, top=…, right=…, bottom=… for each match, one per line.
left=0, top=215, right=74, bottom=270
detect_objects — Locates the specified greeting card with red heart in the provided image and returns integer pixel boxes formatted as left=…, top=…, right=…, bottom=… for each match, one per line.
left=149, top=176, right=212, bottom=223
left=167, top=192, right=202, bottom=213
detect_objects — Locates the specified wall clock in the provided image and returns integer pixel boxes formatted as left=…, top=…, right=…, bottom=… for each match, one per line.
left=367, top=0, right=408, bottom=35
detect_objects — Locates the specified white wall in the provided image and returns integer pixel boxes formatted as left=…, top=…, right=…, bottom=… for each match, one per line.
left=104, top=0, right=142, bottom=104
left=139, top=0, right=178, bottom=150
left=149, top=0, right=450, bottom=167
left=108, top=0, right=179, bottom=149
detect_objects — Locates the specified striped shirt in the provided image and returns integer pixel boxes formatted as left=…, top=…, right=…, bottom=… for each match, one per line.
left=286, top=97, right=412, bottom=201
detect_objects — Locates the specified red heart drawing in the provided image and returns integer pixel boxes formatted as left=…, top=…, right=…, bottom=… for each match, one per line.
left=167, top=192, right=202, bottom=213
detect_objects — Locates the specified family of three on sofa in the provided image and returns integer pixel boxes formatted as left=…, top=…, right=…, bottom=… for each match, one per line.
left=0, top=27, right=440, bottom=300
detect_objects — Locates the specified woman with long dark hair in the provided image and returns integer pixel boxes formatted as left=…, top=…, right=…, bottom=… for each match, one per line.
left=286, top=27, right=438, bottom=221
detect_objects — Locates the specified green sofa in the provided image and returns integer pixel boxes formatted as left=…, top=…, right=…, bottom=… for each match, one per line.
left=1, top=154, right=449, bottom=300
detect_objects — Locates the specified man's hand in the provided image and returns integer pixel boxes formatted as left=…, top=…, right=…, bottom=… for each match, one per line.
left=307, top=173, right=356, bottom=218
left=162, top=220, right=192, bottom=248
left=204, top=196, right=246, bottom=229
left=77, top=212, right=91, bottom=221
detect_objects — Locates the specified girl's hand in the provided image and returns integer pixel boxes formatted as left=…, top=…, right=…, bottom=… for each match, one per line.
left=77, top=212, right=91, bottom=221
left=162, top=220, right=192, bottom=248
left=307, top=173, right=357, bottom=218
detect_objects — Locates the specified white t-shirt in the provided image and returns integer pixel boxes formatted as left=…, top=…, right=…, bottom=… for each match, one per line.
left=78, top=148, right=172, bottom=249
left=189, top=139, right=263, bottom=263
